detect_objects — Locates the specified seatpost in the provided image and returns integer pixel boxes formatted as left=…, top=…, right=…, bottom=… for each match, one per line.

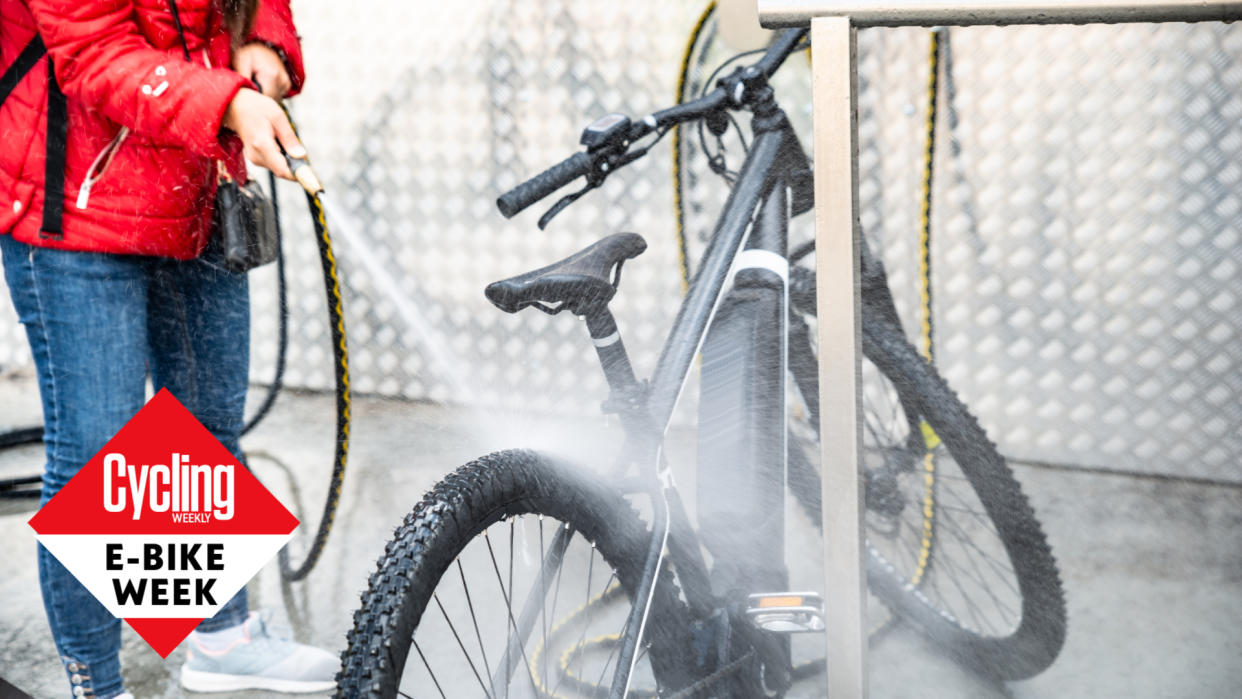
left=584, top=309, right=639, bottom=395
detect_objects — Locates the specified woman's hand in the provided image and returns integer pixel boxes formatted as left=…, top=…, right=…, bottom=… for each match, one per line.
left=223, top=88, right=304, bottom=180
left=233, top=43, right=292, bottom=99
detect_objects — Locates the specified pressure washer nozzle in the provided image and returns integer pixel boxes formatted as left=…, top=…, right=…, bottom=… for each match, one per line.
left=286, top=155, right=324, bottom=195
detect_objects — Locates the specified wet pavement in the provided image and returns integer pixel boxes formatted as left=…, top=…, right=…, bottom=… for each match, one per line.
left=1, top=374, right=1239, bottom=698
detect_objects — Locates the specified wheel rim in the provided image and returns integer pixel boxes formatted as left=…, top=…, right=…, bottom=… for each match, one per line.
left=857, top=356, right=1025, bottom=640
left=399, top=514, right=661, bottom=698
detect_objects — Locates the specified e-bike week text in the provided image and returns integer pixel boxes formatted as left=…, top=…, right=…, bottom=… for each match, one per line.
left=103, top=453, right=234, bottom=522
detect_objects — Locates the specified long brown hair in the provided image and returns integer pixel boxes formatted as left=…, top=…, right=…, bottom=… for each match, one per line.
left=219, top=0, right=260, bottom=47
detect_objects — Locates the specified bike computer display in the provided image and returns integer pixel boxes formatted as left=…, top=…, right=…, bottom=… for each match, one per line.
left=580, top=113, right=631, bottom=149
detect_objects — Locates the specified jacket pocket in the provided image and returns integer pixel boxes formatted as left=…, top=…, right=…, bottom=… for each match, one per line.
left=0, top=179, right=35, bottom=234
left=86, top=133, right=215, bottom=223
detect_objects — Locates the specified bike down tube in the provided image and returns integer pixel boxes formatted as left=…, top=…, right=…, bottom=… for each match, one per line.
left=646, top=126, right=787, bottom=432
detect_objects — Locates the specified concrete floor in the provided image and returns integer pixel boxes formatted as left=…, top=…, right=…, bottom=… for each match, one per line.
left=1, top=376, right=1239, bottom=698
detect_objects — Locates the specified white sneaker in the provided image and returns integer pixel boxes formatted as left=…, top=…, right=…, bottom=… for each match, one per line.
left=180, top=612, right=337, bottom=693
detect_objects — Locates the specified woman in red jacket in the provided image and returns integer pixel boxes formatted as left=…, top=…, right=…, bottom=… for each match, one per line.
left=1, top=1, right=337, bottom=695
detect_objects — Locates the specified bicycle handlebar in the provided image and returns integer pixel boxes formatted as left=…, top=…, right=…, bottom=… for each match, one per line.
left=496, top=28, right=808, bottom=220
left=754, top=26, right=806, bottom=77
left=497, top=152, right=593, bottom=218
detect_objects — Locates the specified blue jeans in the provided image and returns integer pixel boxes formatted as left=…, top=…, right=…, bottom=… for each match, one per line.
left=0, top=235, right=251, bottom=699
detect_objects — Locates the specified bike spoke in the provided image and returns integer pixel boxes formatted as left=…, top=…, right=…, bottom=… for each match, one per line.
left=590, top=634, right=624, bottom=699
left=458, top=559, right=496, bottom=688
left=586, top=575, right=621, bottom=699
left=569, top=547, right=597, bottom=694
left=937, top=502, right=994, bottom=524
left=509, top=519, right=516, bottom=633
left=936, top=517, right=1020, bottom=613
left=546, top=525, right=569, bottom=640
left=434, top=593, right=494, bottom=698
left=935, top=551, right=996, bottom=633
left=484, top=526, right=541, bottom=699
left=538, top=515, right=550, bottom=690
left=924, top=529, right=1013, bottom=635
left=942, top=483, right=1004, bottom=539
left=938, top=547, right=1018, bottom=632
left=413, top=640, right=449, bottom=699
left=546, top=527, right=573, bottom=696
left=937, top=506, right=1018, bottom=589
left=860, top=382, right=1024, bottom=636
left=863, top=403, right=897, bottom=444
left=633, top=643, right=651, bottom=688
left=563, top=553, right=601, bottom=699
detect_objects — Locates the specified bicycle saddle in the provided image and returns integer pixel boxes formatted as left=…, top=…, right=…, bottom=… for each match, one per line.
left=485, top=232, right=647, bottom=316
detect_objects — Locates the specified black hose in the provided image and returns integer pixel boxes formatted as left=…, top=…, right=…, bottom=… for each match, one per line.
left=277, top=187, right=350, bottom=582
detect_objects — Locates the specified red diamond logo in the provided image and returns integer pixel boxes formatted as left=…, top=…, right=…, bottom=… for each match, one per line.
left=28, top=389, right=298, bottom=657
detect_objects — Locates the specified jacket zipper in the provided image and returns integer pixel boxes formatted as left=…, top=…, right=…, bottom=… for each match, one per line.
left=75, top=127, right=129, bottom=210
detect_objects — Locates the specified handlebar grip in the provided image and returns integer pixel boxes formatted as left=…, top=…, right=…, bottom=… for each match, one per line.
left=497, top=152, right=593, bottom=218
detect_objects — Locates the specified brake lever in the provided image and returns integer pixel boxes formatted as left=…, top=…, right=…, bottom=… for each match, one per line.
left=536, top=131, right=663, bottom=229
left=538, top=181, right=599, bottom=230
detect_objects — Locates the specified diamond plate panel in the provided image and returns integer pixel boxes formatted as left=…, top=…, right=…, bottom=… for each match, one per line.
left=0, top=5, right=1236, bottom=482
left=855, top=24, right=1242, bottom=482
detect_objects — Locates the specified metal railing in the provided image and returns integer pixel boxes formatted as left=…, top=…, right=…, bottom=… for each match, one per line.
left=756, top=1, right=1242, bottom=696
left=761, top=0, right=1242, bottom=27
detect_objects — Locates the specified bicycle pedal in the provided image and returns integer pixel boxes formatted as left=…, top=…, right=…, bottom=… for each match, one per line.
left=745, top=592, right=826, bottom=633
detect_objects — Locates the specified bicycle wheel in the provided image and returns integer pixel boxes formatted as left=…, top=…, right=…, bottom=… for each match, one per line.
left=337, top=450, right=695, bottom=698
left=784, top=309, right=1067, bottom=680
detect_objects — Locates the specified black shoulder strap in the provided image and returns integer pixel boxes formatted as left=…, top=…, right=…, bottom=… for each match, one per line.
left=0, top=36, right=46, bottom=105
left=0, top=35, right=65, bottom=239
left=41, top=65, right=67, bottom=238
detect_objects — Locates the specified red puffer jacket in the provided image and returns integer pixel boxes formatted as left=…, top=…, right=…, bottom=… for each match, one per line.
left=0, top=0, right=305, bottom=259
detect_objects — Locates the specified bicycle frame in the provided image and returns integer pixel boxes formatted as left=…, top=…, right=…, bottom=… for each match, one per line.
left=494, top=95, right=813, bottom=698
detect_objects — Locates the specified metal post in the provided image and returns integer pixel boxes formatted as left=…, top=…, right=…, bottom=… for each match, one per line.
left=766, top=2, right=1240, bottom=696
left=811, top=15, right=866, bottom=699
